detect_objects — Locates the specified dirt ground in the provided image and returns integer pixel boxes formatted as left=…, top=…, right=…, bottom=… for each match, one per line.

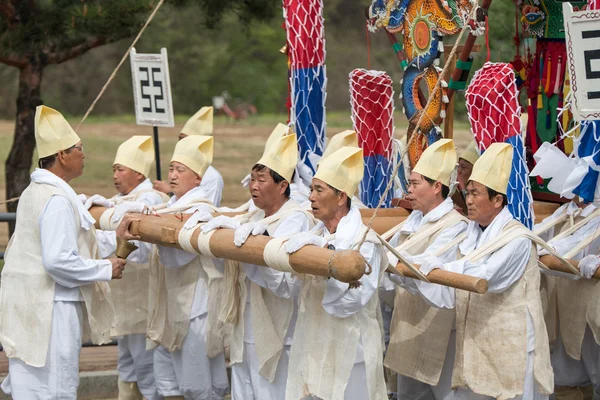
left=0, top=117, right=473, bottom=249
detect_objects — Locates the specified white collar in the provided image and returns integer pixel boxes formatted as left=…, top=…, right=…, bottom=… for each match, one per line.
left=315, top=206, right=363, bottom=250
left=130, top=178, right=153, bottom=195
left=401, top=197, right=455, bottom=234
left=460, top=207, right=514, bottom=254
left=30, top=168, right=95, bottom=231
left=168, top=185, right=212, bottom=208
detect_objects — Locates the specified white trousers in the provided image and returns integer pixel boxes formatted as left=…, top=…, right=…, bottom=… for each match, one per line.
left=231, top=342, right=290, bottom=400
left=397, top=330, right=456, bottom=400
left=300, top=362, right=370, bottom=400
left=1, top=301, right=83, bottom=400
left=153, top=315, right=229, bottom=399
left=118, top=333, right=161, bottom=400
left=454, top=349, right=548, bottom=400
left=552, top=325, right=600, bottom=390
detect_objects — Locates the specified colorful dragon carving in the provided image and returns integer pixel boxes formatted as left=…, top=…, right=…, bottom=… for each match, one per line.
left=368, top=0, right=475, bottom=166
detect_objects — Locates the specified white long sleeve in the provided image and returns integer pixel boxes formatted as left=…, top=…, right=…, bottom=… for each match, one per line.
left=549, top=216, right=600, bottom=259
left=322, top=241, right=381, bottom=318
left=417, top=235, right=531, bottom=309
left=198, top=166, right=224, bottom=207
left=243, top=212, right=310, bottom=298
left=388, top=221, right=467, bottom=293
left=387, top=199, right=467, bottom=294
left=40, top=196, right=112, bottom=300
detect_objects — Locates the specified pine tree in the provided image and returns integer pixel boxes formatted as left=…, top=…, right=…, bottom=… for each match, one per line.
left=0, top=0, right=277, bottom=232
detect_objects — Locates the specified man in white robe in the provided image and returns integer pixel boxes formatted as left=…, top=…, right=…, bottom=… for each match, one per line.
left=411, top=143, right=554, bottom=400
left=200, top=126, right=313, bottom=399
left=0, top=106, right=125, bottom=399
left=383, top=139, right=467, bottom=400
left=118, top=135, right=228, bottom=400
left=283, top=146, right=388, bottom=400
left=153, top=106, right=224, bottom=206
left=538, top=203, right=600, bottom=399
left=87, top=136, right=167, bottom=400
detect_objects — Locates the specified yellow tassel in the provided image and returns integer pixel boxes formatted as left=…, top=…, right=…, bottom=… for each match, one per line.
left=544, top=55, right=552, bottom=95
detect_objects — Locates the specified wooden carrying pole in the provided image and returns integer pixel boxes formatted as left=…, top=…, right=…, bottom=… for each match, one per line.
left=392, top=263, right=488, bottom=294
left=89, top=207, right=489, bottom=292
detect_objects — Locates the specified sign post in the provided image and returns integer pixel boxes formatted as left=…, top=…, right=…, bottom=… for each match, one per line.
left=130, top=47, right=175, bottom=180
left=563, top=3, right=600, bottom=121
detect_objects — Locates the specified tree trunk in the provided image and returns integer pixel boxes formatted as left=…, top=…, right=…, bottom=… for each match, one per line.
left=5, top=54, right=46, bottom=235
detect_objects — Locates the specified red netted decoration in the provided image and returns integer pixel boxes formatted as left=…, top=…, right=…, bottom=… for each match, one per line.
left=349, top=69, right=394, bottom=207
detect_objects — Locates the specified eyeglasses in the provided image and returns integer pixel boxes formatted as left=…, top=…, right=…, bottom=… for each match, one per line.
left=71, top=145, right=84, bottom=152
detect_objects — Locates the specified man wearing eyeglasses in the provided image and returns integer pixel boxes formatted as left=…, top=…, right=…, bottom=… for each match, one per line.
left=0, top=106, right=125, bottom=399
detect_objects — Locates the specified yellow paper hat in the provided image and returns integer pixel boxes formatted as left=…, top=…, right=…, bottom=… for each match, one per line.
left=256, top=133, right=298, bottom=182
left=320, top=130, right=358, bottom=163
left=314, top=146, right=364, bottom=196
left=171, top=135, right=213, bottom=176
left=469, top=142, right=513, bottom=194
left=35, top=105, right=81, bottom=158
left=412, top=139, right=457, bottom=186
left=459, top=141, right=480, bottom=165
left=113, top=136, right=154, bottom=177
left=264, top=123, right=294, bottom=155
left=181, top=106, right=214, bottom=136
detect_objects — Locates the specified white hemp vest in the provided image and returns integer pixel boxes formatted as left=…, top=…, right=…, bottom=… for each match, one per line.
left=226, top=200, right=314, bottom=382
left=548, top=211, right=600, bottom=359
left=146, top=198, right=226, bottom=357
left=0, top=182, right=114, bottom=367
left=285, top=226, right=387, bottom=400
left=107, top=189, right=169, bottom=337
left=384, top=210, right=466, bottom=385
left=452, top=221, right=553, bottom=400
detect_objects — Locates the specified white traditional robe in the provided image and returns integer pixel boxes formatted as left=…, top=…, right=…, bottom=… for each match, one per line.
left=199, top=165, right=224, bottom=207
left=95, top=178, right=166, bottom=400
left=230, top=203, right=311, bottom=400
left=385, top=198, right=467, bottom=400
left=153, top=185, right=229, bottom=399
left=1, top=169, right=113, bottom=399
left=414, top=207, right=550, bottom=400
left=542, top=205, right=600, bottom=393
left=285, top=206, right=387, bottom=400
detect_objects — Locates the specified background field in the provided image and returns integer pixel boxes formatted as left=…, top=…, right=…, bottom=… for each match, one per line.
left=0, top=114, right=473, bottom=250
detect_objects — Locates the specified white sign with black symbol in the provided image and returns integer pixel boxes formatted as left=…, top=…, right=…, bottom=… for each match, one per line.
left=130, top=48, right=175, bottom=127
left=563, top=3, right=600, bottom=121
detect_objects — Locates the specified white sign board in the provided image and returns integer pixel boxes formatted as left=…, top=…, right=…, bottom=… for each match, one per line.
left=130, top=48, right=175, bottom=127
left=563, top=3, right=600, bottom=121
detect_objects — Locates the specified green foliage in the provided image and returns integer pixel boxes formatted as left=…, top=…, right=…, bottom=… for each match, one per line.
left=0, top=0, right=523, bottom=119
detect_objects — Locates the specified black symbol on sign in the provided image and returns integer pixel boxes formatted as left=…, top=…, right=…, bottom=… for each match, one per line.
left=139, top=67, right=166, bottom=113
left=582, top=30, right=600, bottom=100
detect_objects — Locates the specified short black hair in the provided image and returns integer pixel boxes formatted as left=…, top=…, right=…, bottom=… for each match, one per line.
left=38, top=145, right=76, bottom=169
left=423, top=176, right=450, bottom=199
left=327, top=184, right=352, bottom=209
left=252, top=163, right=291, bottom=198
left=486, top=186, right=508, bottom=206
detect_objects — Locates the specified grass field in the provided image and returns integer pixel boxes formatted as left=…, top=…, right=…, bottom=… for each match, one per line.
left=0, top=112, right=473, bottom=249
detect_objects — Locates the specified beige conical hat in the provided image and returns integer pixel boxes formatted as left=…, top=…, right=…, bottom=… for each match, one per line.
left=181, top=106, right=214, bottom=136
left=256, top=133, right=298, bottom=182
left=459, top=140, right=480, bottom=165
left=314, top=146, right=364, bottom=196
left=113, top=136, right=154, bottom=177
left=469, top=142, right=513, bottom=194
left=35, top=105, right=81, bottom=158
left=320, top=130, right=358, bottom=163
left=412, top=139, right=457, bottom=186
left=171, top=135, right=213, bottom=176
